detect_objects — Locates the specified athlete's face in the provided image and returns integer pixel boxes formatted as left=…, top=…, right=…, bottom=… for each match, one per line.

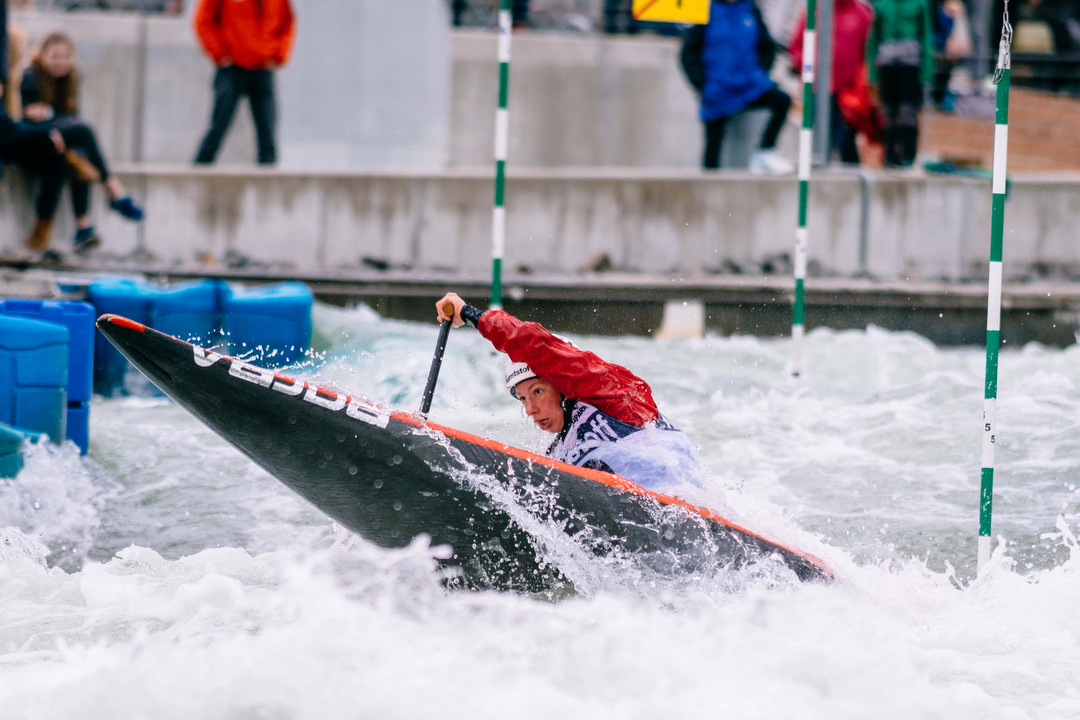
left=514, top=378, right=564, bottom=433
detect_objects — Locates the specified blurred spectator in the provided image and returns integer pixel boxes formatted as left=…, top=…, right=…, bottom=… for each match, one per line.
left=513, top=0, right=529, bottom=28
left=1, top=27, right=143, bottom=259
left=21, top=32, right=145, bottom=253
left=681, top=0, right=793, bottom=173
left=930, top=0, right=972, bottom=110
left=0, top=1, right=6, bottom=88
left=192, top=0, right=295, bottom=166
left=1018, top=0, right=1076, bottom=53
left=789, top=0, right=874, bottom=164
left=867, top=0, right=934, bottom=167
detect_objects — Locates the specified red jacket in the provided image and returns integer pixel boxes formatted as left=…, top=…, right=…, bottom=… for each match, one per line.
left=194, top=0, right=296, bottom=70
left=478, top=310, right=659, bottom=427
left=789, top=0, right=874, bottom=93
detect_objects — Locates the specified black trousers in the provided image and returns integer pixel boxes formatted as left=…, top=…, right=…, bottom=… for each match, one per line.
left=0, top=120, right=110, bottom=220
left=878, top=64, right=923, bottom=167
left=830, top=94, right=860, bottom=165
left=194, top=65, right=277, bottom=165
left=702, top=87, right=791, bottom=170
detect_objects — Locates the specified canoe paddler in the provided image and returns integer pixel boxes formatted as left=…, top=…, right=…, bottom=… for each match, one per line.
left=436, top=293, right=704, bottom=490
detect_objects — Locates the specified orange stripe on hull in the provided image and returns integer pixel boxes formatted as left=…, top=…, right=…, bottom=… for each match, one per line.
left=392, top=411, right=832, bottom=578
left=100, top=314, right=147, bottom=333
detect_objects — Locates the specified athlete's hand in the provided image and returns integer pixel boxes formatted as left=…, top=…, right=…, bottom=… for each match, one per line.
left=436, top=293, right=466, bottom=328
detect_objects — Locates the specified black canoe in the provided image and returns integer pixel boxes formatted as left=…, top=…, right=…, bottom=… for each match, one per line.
left=97, top=314, right=831, bottom=591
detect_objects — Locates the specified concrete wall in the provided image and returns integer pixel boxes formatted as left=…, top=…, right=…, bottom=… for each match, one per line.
left=4, top=166, right=1078, bottom=284
left=449, top=29, right=788, bottom=169
left=12, top=0, right=451, bottom=168
left=5, top=10, right=1080, bottom=284
left=11, top=9, right=778, bottom=171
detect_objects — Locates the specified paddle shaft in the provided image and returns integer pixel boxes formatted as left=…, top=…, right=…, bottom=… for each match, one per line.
left=419, top=302, right=457, bottom=417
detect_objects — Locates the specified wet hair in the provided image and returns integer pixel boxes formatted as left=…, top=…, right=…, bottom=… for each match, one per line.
left=31, top=32, right=78, bottom=116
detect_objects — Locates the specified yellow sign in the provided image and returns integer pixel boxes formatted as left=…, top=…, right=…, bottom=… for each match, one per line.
left=631, top=0, right=710, bottom=25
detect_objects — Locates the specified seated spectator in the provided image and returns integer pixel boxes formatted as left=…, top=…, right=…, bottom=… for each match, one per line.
left=11, top=31, right=143, bottom=259
left=680, top=0, right=794, bottom=173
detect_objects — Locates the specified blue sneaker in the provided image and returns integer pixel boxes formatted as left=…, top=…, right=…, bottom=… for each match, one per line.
left=73, top=226, right=101, bottom=255
left=110, top=196, right=144, bottom=221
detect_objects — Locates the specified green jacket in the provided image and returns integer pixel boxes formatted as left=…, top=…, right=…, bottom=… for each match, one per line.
left=867, top=0, right=935, bottom=85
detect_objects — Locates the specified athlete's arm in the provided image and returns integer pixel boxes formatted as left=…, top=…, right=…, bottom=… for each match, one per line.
left=479, top=310, right=658, bottom=427
left=434, top=293, right=657, bottom=425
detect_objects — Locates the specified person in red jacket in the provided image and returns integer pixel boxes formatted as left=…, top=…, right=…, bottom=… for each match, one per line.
left=789, top=0, right=874, bottom=164
left=437, top=293, right=704, bottom=490
left=192, top=0, right=295, bottom=165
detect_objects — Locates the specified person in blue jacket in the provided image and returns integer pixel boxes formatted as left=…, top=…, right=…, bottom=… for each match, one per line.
left=680, top=0, right=793, bottom=173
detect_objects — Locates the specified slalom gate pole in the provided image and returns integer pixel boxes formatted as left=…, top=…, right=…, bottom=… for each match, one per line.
left=490, top=0, right=512, bottom=310
left=977, top=4, right=1013, bottom=573
left=792, top=0, right=818, bottom=377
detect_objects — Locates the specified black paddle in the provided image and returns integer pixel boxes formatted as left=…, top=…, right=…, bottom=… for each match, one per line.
left=419, top=301, right=456, bottom=418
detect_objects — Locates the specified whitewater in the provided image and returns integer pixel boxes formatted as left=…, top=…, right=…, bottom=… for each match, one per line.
left=2, top=302, right=1079, bottom=719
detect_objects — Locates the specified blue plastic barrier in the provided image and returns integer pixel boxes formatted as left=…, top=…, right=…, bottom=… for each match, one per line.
left=86, top=278, right=314, bottom=393
left=88, top=278, right=227, bottom=395
left=0, top=299, right=94, bottom=453
left=222, top=282, right=313, bottom=366
left=0, top=315, right=68, bottom=446
left=151, top=279, right=223, bottom=346
left=0, top=421, right=42, bottom=479
left=87, top=278, right=157, bottom=396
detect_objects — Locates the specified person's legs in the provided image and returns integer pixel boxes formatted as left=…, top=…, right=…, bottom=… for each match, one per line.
left=702, top=117, right=727, bottom=170
left=194, top=66, right=244, bottom=164
left=71, top=179, right=90, bottom=220
left=512, top=0, right=529, bottom=27
left=248, top=69, right=278, bottom=165
left=878, top=65, right=903, bottom=167
left=57, top=122, right=110, bottom=180
left=25, top=154, right=67, bottom=251
left=34, top=156, right=66, bottom=223
left=56, top=120, right=142, bottom=218
left=71, top=177, right=101, bottom=254
left=745, top=87, right=792, bottom=150
left=451, top=0, right=466, bottom=26
left=895, top=66, right=923, bottom=166
left=743, top=87, right=794, bottom=173
left=830, top=94, right=860, bottom=164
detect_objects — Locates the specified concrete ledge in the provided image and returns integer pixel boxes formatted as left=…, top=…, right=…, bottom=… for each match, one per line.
left=4, top=165, right=1080, bottom=285
left=4, top=264, right=1077, bottom=347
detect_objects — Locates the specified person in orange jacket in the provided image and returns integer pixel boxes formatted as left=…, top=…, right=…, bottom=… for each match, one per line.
left=192, top=0, right=295, bottom=166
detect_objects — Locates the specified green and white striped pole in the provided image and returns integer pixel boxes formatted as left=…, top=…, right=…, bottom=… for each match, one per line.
left=792, top=0, right=817, bottom=377
left=490, top=0, right=512, bottom=310
left=978, top=5, right=1013, bottom=573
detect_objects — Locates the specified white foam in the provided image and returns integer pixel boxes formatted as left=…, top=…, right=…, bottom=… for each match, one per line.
left=2, top=304, right=1079, bottom=718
